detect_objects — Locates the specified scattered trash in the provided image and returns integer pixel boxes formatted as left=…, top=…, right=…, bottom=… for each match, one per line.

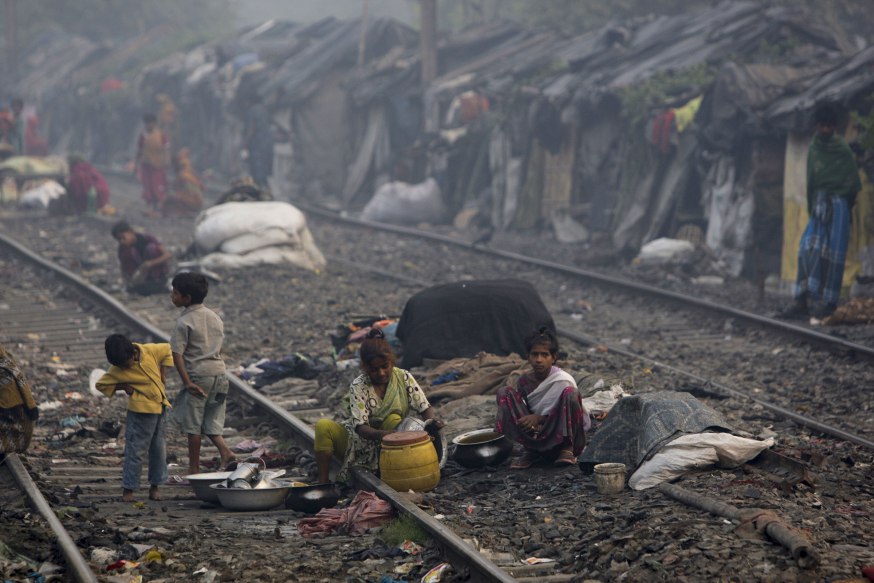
left=393, top=562, right=418, bottom=575
left=64, top=391, right=84, bottom=400
left=401, top=540, right=423, bottom=555
left=635, top=238, right=695, bottom=265
left=39, top=400, right=63, bottom=411
left=90, top=547, right=118, bottom=565
left=421, top=562, right=451, bottom=583
left=523, top=557, right=555, bottom=565
left=89, top=368, right=107, bottom=396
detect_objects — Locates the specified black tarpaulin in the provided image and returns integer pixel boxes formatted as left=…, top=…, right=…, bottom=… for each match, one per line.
left=395, top=279, right=555, bottom=368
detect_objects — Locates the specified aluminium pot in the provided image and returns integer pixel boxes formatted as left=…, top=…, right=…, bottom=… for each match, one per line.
left=450, top=428, right=513, bottom=468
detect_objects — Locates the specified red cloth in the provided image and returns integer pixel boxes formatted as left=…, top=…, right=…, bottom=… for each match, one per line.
left=24, top=116, right=48, bottom=156
left=100, top=78, right=125, bottom=93
left=139, top=165, right=167, bottom=205
left=651, top=109, right=676, bottom=153
left=297, top=490, right=394, bottom=538
left=68, top=160, right=109, bottom=212
left=862, top=565, right=874, bottom=582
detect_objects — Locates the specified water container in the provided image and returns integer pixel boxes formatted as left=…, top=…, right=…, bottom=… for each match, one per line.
left=379, top=430, right=440, bottom=492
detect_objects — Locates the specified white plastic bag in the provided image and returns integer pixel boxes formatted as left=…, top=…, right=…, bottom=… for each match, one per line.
left=628, top=432, right=774, bottom=490
left=361, top=178, right=446, bottom=225
left=636, top=238, right=695, bottom=264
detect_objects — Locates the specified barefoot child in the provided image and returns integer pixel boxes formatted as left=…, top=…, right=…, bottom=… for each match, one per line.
left=96, top=334, right=173, bottom=502
left=169, top=272, right=235, bottom=475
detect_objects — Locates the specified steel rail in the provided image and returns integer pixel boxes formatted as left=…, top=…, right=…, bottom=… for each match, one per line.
left=321, top=235, right=874, bottom=451
left=0, top=236, right=515, bottom=582
left=296, top=202, right=874, bottom=360
left=4, top=454, right=99, bottom=583
left=557, top=328, right=874, bottom=450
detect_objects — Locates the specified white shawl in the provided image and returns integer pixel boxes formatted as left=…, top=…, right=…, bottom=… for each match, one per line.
left=526, top=367, right=578, bottom=416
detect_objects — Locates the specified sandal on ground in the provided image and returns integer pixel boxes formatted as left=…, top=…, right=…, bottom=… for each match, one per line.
left=554, top=450, right=577, bottom=466
left=510, top=451, right=539, bottom=470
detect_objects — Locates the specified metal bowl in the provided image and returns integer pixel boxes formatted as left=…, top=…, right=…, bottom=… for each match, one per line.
left=209, top=482, right=289, bottom=511
left=284, top=482, right=340, bottom=514
left=450, top=429, right=513, bottom=468
left=185, top=471, right=233, bottom=503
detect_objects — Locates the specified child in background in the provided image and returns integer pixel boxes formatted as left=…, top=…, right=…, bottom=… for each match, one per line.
left=111, top=220, right=172, bottom=295
left=134, top=112, right=169, bottom=214
left=170, top=272, right=235, bottom=475
left=96, top=334, right=173, bottom=502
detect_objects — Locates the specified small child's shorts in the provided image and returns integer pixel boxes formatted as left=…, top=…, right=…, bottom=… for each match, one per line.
left=173, top=374, right=229, bottom=436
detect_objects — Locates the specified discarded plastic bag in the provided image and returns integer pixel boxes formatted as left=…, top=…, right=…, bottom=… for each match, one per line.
left=362, top=178, right=446, bottom=225
left=629, top=432, right=774, bottom=490
left=635, top=238, right=694, bottom=264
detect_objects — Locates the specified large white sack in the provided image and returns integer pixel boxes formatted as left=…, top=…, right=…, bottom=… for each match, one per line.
left=636, top=237, right=695, bottom=264
left=199, top=242, right=326, bottom=272
left=220, top=227, right=297, bottom=255
left=194, top=201, right=308, bottom=254
left=361, top=178, right=446, bottom=225
left=628, top=432, right=774, bottom=490
left=18, top=180, right=66, bottom=209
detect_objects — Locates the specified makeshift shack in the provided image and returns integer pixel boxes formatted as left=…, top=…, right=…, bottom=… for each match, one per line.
left=395, top=279, right=554, bottom=368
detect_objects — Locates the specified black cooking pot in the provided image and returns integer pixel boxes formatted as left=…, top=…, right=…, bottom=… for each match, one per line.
left=284, top=482, right=340, bottom=514
left=450, top=429, right=513, bottom=468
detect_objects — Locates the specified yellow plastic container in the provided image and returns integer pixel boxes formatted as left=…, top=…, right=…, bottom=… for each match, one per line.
left=379, top=430, right=440, bottom=492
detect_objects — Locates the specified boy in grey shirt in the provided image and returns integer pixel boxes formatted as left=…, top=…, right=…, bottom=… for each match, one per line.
left=170, top=272, right=235, bottom=475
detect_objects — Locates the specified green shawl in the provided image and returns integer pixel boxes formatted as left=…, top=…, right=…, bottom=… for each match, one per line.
left=807, top=133, right=862, bottom=213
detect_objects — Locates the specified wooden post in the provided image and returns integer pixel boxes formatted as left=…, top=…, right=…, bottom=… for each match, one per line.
left=420, top=0, right=437, bottom=87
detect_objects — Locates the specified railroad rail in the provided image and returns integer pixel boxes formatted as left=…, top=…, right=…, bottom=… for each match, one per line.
left=2, top=183, right=873, bottom=580
left=0, top=232, right=515, bottom=581
left=296, top=205, right=874, bottom=451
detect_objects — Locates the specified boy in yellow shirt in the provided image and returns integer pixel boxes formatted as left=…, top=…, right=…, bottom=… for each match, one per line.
left=96, top=334, right=173, bottom=502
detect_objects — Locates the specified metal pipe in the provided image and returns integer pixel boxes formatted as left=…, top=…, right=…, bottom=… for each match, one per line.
left=5, top=454, right=99, bottom=583
left=296, top=203, right=874, bottom=361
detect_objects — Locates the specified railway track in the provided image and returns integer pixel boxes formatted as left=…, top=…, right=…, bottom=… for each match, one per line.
left=1, top=178, right=873, bottom=580
left=0, top=238, right=519, bottom=582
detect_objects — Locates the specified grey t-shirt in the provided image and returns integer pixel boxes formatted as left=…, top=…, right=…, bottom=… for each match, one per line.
left=170, top=304, right=225, bottom=376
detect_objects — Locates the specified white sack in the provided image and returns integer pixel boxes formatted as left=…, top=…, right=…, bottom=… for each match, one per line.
left=361, top=178, right=446, bottom=225
left=199, top=243, right=324, bottom=272
left=18, top=180, right=66, bottom=209
left=194, top=201, right=308, bottom=254
left=636, top=237, right=695, bottom=264
left=628, top=432, right=774, bottom=490
left=581, top=384, right=629, bottom=417
left=219, top=227, right=296, bottom=255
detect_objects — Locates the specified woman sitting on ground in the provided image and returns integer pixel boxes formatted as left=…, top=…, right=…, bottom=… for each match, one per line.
left=314, top=329, right=444, bottom=484
left=162, top=148, right=204, bottom=218
left=496, top=327, right=589, bottom=469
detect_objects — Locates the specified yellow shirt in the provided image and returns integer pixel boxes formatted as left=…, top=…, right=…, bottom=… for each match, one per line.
left=96, top=343, right=173, bottom=414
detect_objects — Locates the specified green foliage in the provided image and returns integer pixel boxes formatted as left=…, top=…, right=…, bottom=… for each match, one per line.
left=617, top=63, right=715, bottom=130
left=379, top=513, right=429, bottom=546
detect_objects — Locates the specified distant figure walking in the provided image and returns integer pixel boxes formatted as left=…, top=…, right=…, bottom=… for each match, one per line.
left=780, top=103, right=862, bottom=320
left=243, top=97, right=274, bottom=189
left=135, top=113, right=169, bottom=214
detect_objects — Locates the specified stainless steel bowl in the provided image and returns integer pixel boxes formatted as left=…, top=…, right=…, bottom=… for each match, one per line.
left=284, top=482, right=340, bottom=514
left=209, top=482, right=289, bottom=511
left=185, top=471, right=233, bottom=503
left=450, top=429, right=513, bottom=468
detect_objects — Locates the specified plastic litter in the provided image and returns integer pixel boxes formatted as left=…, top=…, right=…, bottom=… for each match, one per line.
left=421, top=562, right=451, bottom=583
left=523, top=557, right=555, bottom=565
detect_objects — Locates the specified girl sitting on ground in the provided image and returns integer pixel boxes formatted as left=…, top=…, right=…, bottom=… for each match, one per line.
left=314, top=328, right=443, bottom=484
left=496, top=327, right=590, bottom=469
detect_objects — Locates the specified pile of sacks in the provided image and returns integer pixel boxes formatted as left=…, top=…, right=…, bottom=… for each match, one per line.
left=193, top=201, right=326, bottom=271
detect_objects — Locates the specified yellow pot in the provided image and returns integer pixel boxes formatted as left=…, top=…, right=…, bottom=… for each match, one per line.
left=379, top=430, right=440, bottom=492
